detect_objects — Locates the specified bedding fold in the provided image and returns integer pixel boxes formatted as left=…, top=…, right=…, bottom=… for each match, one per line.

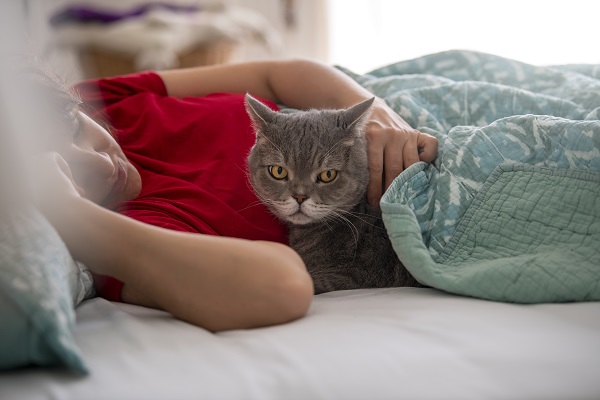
left=341, top=50, right=600, bottom=303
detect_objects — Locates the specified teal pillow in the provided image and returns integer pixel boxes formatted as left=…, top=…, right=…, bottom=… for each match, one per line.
left=0, top=208, right=94, bottom=373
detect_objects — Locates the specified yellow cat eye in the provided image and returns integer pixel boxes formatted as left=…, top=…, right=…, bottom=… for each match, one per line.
left=268, top=165, right=288, bottom=180
left=318, top=170, right=337, bottom=183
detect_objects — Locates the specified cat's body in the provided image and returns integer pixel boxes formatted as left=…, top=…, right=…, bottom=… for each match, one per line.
left=245, top=94, right=419, bottom=294
left=288, top=199, right=419, bottom=293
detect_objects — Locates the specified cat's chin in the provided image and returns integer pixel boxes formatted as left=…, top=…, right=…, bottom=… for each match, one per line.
left=284, top=212, right=317, bottom=226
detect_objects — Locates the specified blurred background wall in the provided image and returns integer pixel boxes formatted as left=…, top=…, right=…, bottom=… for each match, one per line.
left=16, top=0, right=600, bottom=80
left=23, top=0, right=329, bottom=80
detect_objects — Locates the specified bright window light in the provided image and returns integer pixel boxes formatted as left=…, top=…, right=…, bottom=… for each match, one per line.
left=327, top=0, right=600, bottom=73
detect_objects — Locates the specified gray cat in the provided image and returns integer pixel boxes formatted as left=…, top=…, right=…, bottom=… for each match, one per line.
left=245, top=94, right=420, bottom=294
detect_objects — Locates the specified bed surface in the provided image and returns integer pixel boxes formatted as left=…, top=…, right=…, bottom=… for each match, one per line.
left=1, top=288, right=599, bottom=400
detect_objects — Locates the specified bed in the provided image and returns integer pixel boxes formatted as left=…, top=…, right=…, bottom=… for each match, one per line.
left=1, top=50, right=599, bottom=399
left=2, top=289, right=600, bottom=400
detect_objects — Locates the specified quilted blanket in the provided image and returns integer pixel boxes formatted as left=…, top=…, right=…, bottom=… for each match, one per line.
left=340, top=50, right=600, bottom=303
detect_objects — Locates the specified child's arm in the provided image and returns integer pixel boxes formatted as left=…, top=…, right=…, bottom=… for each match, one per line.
left=158, top=59, right=438, bottom=206
left=37, top=153, right=313, bottom=332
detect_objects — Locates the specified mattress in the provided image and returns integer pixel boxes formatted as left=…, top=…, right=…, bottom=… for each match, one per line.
left=1, top=287, right=599, bottom=400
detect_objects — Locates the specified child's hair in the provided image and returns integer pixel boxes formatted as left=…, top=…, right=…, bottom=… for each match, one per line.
left=16, top=56, right=115, bottom=145
left=19, top=56, right=83, bottom=144
left=0, top=55, right=83, bottom=210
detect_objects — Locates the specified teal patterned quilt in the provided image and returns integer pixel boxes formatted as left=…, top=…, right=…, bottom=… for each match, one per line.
left=341, top=50, right=600, bottom=303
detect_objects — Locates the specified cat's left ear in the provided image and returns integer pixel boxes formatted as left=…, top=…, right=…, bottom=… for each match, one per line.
left=341, top=97, right=375, bottom=132
left=245, top=93, right=278, bottom=134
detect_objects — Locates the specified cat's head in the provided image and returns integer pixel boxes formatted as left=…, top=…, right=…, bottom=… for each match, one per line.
left=246, top=94, right=374, bottom=226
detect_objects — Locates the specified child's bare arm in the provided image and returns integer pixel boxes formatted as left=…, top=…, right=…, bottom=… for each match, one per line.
left=37, top=152, right=313, bottom=332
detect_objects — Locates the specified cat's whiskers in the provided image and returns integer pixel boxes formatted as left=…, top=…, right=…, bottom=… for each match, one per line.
left=234, top=163, right=265, bottom=208
left=237, top=200, right=269, bottom=213
left=235, top=163, right=259, bottom=192
left=233, top=163, right=289, bottom=216
left=327, top=211, right=359, bottom=260
left=326, top=210, right=358, bottom=238
left=309, top=203, right=338, bottom=219
left=320, top=216, right=335, bottom=233
left=317, top=201, right=386, bottom=231
left=327, top=210, right=359, bottom=248
left=338, top=210, right=386, bottom=231
left=234, top=162, right=256, bottom=181
left=238, top=190, right=280, bottom=214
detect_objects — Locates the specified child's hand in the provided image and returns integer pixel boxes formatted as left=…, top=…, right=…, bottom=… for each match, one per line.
left=34, top=152, right=86, bottom=222
left=365, top=98, right=438, bottom=207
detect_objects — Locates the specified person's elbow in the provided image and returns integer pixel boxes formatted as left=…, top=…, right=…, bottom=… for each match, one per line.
left=264, top=243, right=314, bottom=324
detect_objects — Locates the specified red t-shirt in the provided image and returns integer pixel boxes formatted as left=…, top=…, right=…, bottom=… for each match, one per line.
left=75, top=72, right=288, bottom=301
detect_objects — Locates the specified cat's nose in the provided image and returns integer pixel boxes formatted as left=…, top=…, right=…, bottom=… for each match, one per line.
left=293, top=194, right=308, bottom=204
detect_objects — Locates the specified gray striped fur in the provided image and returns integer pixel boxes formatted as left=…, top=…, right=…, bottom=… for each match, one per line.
left=246, top=94, right=419, bottom=294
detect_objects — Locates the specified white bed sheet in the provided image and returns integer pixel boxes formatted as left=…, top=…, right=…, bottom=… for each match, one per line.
left=1, top=287, right=599, bottom=400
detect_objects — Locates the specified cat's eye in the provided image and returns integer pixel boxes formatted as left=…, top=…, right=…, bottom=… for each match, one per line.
left=318, top=170, right=337, bottom=183
left=268, top=165, right=288, bottom=180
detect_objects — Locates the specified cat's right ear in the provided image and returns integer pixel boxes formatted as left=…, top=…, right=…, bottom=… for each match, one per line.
left=343, top=97, right=375, bottom=131
left=245, top=93, right=277, bottom=134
